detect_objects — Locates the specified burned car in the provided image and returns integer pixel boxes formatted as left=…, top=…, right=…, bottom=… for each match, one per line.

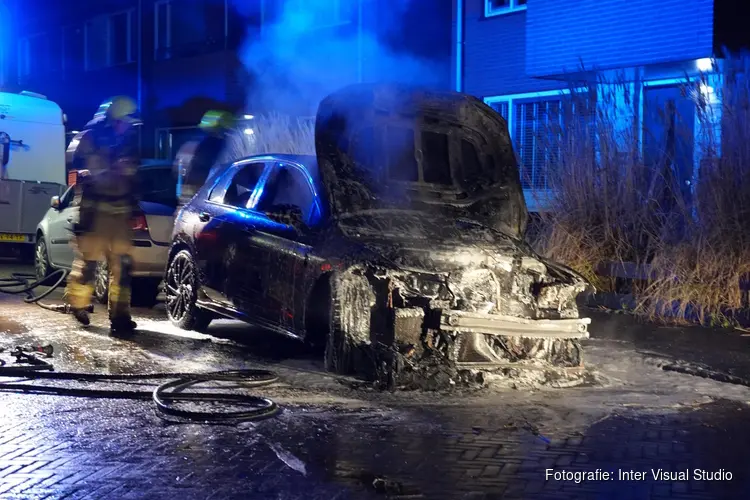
left=165, top=83, right=591, bottom=386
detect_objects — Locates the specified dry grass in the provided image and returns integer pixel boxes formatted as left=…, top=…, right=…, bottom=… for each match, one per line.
left=532, top=57, right=750, bottom=326
left=225, top=112, right=315, bottom=161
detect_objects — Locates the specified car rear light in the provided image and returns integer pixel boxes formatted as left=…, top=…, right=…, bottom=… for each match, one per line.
left=130, top=213, right=148, bottom=231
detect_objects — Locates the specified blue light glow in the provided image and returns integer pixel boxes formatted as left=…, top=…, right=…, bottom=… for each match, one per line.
left=696, top=58, right=713, bottom=72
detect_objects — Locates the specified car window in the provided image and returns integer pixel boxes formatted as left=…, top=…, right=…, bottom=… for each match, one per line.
left=60, top=187, right=77, bottom=208
left=138, top=166, right=178, bottom=207
left=212, top=161, right=268, bottom=208
left=255, top=163, right=318, bottom=224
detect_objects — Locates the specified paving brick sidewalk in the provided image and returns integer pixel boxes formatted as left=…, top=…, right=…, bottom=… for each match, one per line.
left=1, top=392, right=749, bottom=499
left=1, top=263, right=750, bottom=499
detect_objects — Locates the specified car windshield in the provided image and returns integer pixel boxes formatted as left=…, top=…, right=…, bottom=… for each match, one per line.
left=138, top=167, right=177, bottom=207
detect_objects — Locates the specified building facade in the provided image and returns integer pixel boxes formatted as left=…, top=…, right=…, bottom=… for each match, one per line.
left=5, top=0, right=452, bottom=160
left=455, top=0, right=748, bottom=211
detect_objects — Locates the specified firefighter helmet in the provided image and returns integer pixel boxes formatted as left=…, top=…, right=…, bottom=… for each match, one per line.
left=199, top=110, right=235, bottom=131
left=94, top=96, right=139, bottom=124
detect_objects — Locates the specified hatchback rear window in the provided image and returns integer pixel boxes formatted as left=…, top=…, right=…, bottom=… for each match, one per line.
left=138, top=167, right=178, bottom=207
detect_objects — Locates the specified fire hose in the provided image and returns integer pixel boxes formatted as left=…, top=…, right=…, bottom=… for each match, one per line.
left=0, top=269, right=91, bottom=313
left=0, top=271, right=281, bottom=423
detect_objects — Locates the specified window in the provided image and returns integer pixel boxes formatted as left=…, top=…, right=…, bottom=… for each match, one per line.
left=263, top=0, right=355, bottom=30
left=138, top=167, right=178, bottom=208
left=256, top=163, right=319, bottom=224
left=62, top=26, right=84, bottom=73
left=60, top=186, right=76, bottom=208
left=18, top=33, right=52, bottom=79
left=212, top=161, right=268, bottom=206
left=486, top=92, right=596, bottom=190
left=155, top=0, right=226, bottom=60
left=85, top=10, right=136, bottom=70
left=490, top=102, right=509, bottom=122
left=513, top=98, right=562, bottom=190
left=156, top=127, right=200, bottom=160
left=485, top=0, right=527, bottom=17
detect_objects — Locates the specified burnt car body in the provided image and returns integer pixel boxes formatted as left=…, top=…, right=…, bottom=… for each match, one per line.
left=165, top=83, right=591, bottom=384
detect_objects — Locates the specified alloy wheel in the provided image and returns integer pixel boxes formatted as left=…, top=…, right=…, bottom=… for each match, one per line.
left=165, top=253, right=195, bottom=322
left=34, top=239, right=48, bottom=279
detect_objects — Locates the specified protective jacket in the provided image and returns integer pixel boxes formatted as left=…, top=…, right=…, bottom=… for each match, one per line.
left=70, top=118, right=140, bottom=233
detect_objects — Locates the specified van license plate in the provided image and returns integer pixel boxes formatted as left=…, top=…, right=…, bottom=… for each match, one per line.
left=0, top=234, right=26, bottom=242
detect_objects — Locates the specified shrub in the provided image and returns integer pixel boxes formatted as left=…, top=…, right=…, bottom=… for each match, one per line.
left=532, top=57, right=750, bottom=326
left=224, top=112, right=315, bottom=162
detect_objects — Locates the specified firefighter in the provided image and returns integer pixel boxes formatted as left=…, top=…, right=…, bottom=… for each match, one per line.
left=65, top=96, right=141, bottom=334
left=174, top=110, right=235, bottom=206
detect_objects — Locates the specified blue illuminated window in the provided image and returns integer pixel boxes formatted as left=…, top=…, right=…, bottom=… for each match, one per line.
left=263, top=0, right=356, bottom=30
left=154, top=0, right=227, bottom=61
left=486, top=90, right=595, bottom=190
left=485, top=0, right=527, bottom=17
left=62, top=26, right=84, bottom=74
left=513, top=97, right=562, bottom=190
left=490, top=102, right=509, bottom=122
left=17, top=33, right=57, bottom=80
left=84, top=10, right=136, bottom=71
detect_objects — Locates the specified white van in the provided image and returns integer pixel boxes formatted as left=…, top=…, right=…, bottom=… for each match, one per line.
left=0, top=90, right=67, bottom=257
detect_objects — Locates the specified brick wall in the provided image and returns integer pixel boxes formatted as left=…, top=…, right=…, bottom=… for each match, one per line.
left=462, top=0, right=565, bottom=98
left=526, top=0, right=715, bottom=78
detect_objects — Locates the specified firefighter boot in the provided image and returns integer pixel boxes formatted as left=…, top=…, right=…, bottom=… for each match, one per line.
left=110, top=316, right=137, bottom=336
left=66, top=258, right=98, bottom=327
left=109, top=254, right=135, bottom=336
left=72, top=308, right=91, bottom=326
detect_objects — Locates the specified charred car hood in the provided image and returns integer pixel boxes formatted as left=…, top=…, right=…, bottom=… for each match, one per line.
left=334, top=211, right=526, bottom=274
left=331, top=211, right=589, bottom=320
left=315, top=83, right=529, bottom=238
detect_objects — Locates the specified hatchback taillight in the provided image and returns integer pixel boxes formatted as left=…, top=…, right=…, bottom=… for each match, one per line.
left=130, top=213, right=148, bottom=231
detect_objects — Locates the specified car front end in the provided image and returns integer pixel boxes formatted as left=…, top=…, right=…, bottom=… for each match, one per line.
left=333, top=216, right=591, bottom=370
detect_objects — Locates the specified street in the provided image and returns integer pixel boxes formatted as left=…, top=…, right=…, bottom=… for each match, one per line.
left=2, top=262, right=750, bottom=499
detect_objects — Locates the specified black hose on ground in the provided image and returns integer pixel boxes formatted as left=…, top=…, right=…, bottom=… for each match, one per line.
left=0, top=359, right=281, bottom=422
left=0, top=269, right=91, bottom=314
left=0, top=272, right=281, bottom=423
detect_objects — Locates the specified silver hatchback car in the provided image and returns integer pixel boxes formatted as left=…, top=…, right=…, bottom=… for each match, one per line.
left=34, top=160, right=177, bottom=307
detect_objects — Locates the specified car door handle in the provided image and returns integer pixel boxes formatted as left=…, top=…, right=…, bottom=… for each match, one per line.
left=66, top=217, right=73, bottom=223
left=198, top=212, right=211, bottom=222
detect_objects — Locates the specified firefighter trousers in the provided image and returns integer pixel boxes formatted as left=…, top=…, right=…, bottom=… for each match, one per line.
left=65, top=213, right=134, bottom=321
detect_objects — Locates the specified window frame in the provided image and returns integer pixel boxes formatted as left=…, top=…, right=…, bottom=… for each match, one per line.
left=59, top=186, right=76, bottom=208
left=154, top=0, right=171, bottom=59
left=61, top=24, right=85, bottom=74
left=154, top=0, right=229, bottom=60
left=485, top=0, right=527, bottom=18
left=262, top=161, right=323, bottom=226
left=261, top=0, right=354, bottom=32
left=155, top=125, right=200, bottom=160
left=208, top=158, right=273, bottom=208
left=84, top=9, right=136, bottom=71
left=17, top=32, right=53, bottom=80
left=485, top=89, right=572, bottom=211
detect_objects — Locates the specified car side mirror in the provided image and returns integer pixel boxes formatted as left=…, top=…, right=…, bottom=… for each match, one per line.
left=50, top=196, right=61, bottom=209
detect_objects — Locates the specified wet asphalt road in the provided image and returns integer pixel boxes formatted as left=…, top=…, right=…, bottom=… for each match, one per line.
left=2, top=262, right=750, bottom=499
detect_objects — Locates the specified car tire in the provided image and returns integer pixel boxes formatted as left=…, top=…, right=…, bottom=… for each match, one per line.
left=131, top=278, right=161, bottom=309
left=94, top=261, right=109, bottom=305
left=34, top=236, right=51, bottom=280
left=323, top=272, right=376, bottom=377
left=165, top=249, right=212, bottom=332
